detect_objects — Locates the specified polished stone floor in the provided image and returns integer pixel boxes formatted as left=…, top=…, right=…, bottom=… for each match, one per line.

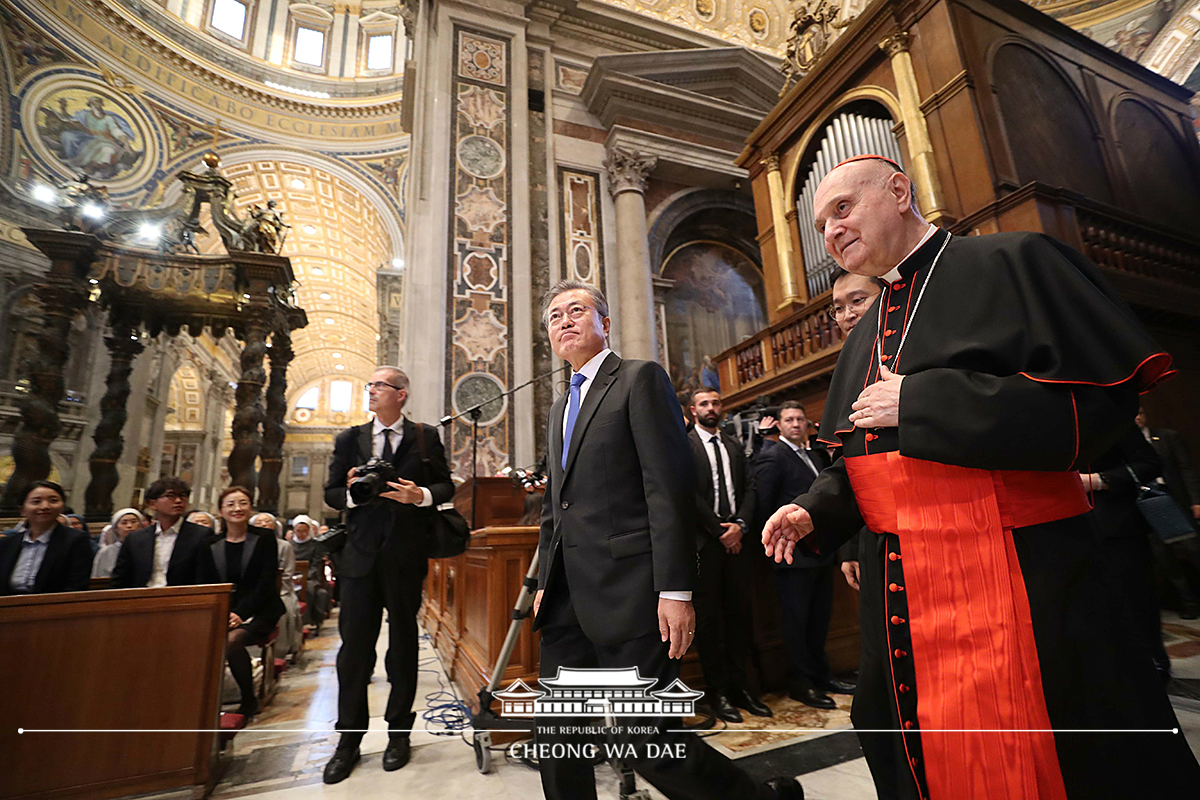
left=207, top=608, right=1200, bottom=799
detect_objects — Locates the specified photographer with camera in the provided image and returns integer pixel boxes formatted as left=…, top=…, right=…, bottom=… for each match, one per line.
left=322, top=366, right=454, bottom=784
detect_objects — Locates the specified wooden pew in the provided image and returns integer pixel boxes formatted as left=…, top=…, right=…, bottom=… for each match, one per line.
left=0, top=584, right=231, bottom=800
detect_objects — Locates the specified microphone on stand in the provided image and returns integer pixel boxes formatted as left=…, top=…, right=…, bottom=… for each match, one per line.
left=439, top=364, right=569, bottom=528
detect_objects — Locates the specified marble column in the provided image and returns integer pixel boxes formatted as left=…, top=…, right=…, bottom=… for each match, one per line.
left=1, top=230, right=96, bottom=512
left=879, top=31, right=949, bottom=223
left=83, top=316, right=144, bottom=520
left=227, top=311, right=269, bottom=495
left=257, top=327, right=292, bottom=513
left=603, top=146, right=658, bottom=362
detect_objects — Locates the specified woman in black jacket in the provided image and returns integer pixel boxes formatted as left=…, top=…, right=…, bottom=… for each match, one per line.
left=200, top=485, right=286, bottom=717
left=0, top=481, right=93, bottom=595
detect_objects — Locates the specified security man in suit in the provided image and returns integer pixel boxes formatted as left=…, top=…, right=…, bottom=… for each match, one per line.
left=532, top=280, right=802, bottom=800
left=1136, top=407, right=1200, bottom=618
left=110, top=477, right=212, bottom=589
left=753, top=402, right=852, bottom=708
left=322, top=366, right=454, bottom=784
left=687, top=388, right=772, bottom=723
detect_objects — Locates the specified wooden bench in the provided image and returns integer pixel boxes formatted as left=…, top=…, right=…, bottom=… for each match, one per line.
left=0, top=584, right=231, bottom=800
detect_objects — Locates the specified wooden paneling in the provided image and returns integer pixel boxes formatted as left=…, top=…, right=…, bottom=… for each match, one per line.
left=0, top=585, right=230, bottom=800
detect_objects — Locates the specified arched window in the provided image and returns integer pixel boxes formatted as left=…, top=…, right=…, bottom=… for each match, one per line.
left=295, top=386, right=319, bottom=409
left=794, top=101, right=904, bottom=297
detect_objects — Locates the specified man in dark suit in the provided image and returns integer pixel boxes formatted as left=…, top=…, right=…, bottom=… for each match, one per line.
left=110, top=477, right=211, bottom=589
left=1136, top=407, right=1200, bottom=618
left=322, top=365, right=454, bottom=784
left=687, top=388, right=771, bottom=723
left=532, top=280, right=801, bottom=800
left=753, top=401, right=850, bottom=709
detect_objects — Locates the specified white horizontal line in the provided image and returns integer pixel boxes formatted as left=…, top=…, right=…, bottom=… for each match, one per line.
left=674, top=728, right=1181, bottom=734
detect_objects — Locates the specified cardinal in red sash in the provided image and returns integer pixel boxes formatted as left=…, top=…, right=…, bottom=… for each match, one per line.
left=762, top=155, right=1199, bottom=800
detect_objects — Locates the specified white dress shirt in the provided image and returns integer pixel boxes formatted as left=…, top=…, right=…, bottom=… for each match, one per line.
left=781, top=436, right=819, bottom=478
left=345, top=417, right=434, bottom=509
left=697, top=428, right=738, bottom=518
left=149, top=516, right=183, bottom=588
left=881, top=223, right=938, bottom=285
left=564, top=348, right=691, bottom=603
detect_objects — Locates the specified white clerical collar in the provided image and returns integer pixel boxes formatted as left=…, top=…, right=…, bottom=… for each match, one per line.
left=881, top=224, right=937, bottom=285
left=572, top=347, right=612, bottom=384
left=373, top=417, right=404, bottom=436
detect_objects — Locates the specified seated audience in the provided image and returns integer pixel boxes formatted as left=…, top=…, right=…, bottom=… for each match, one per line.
left=187, top=511, right=216, bottom=530
left=111, top=477, right=212, bottom=588
left=250, top=512, right=303, bottom=656
left=91, top=508, right=147, bottom=579
left=0, top=481, right=93, bottom=595
left=199, top=486, right=286, bottom=718
left=290, top=515, right=330, bottom=631
left=64, top=514, right=99, bottom=555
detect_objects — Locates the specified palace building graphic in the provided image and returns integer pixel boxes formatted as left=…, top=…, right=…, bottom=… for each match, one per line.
left=493, top=668, right=704, bottom=718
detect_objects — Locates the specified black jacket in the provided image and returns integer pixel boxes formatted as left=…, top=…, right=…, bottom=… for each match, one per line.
left=753, top=439, right=833, bottom=568
left=535, top=353, right=697, bottom=645
left=688, top=428, right=755, bottom=547
left=0, top=523, right=93, bottom=595
left=323, top=418, right=455, bottom=578
left=109, top=520, right=213, bottom=588
left=197, top=526, right=286, bottom=627
left=1091, top=425, right=1163, bottom=540
left=1146, top=427, right=1200, bottom=513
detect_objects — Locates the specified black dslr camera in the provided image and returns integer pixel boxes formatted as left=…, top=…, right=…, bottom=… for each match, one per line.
left=348, top=457, right=400, bottom=505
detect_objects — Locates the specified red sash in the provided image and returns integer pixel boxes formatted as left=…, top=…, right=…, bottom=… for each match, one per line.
left=845, top=452, right=1090, bottom=800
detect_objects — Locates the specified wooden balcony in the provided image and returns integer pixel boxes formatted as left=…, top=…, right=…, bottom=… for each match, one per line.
left=716, top=183, right=1200, bottom=411
left=714, top=292, right=846, bottom=410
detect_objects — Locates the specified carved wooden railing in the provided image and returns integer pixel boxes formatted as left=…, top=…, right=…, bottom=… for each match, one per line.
left=1075, top=206, right=1200, bottom=288
left=714, top=291, right=845, bottom=407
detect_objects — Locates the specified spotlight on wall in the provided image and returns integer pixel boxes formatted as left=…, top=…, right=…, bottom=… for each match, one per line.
left=335, top=364, right=345, bottom=370
left=303, top=224, right=317, bottom=234
left=81, top=203, right=105, bottom=220
left=290, top=179, right=306, bottom=190
left=319, top=292, right=331, bottom=300
left=332, top=352, right=342, bottom=358
left=392, top=258, right=404, bottom=268
left=138, top=222, right=162, bottom=241
left=32, top=184, right=57, bottom=204
left=324, top=318, right=335, bottom=324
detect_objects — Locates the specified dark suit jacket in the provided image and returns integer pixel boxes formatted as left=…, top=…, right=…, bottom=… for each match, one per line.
left=197, top=526, right=287, bottom=628
left=109, top=520, right=213, bottom=588
left=689, top=428, right=755, bottom=546
left=323, top=417, right=455, bottom=579
left=1147, top=427, right=1200, bottom=512
left=753, top=439, right=834, bottom=568
left=0, top=523, right=93, bottom=595
left=1092, top=425, right=1163, bottom=540
left=535, top=352, right=696, bottom=645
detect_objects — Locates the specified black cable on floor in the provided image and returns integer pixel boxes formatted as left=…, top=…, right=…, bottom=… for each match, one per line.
left=416, top=633, right=474, bottom=742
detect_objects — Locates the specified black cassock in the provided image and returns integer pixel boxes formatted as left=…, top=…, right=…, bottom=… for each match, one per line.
left=797, top=229, right=1199, bottom=800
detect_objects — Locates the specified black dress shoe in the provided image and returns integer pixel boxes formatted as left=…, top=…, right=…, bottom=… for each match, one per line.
left=323, top=749, right=360, bottom=784
left=764, top=776, right=805, bottom=799
left=789, top=685, right=836, bottom=710
left=382, top=737, right=410, bottom=771
left=817, top=677, right=857, bottom=694
left=711, top=694, right=744, bottom=723
left=729, top=688, right=773, bottom=717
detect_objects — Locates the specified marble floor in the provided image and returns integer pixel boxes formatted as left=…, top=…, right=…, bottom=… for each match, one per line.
left=207, top=609, right=1200, bottom=800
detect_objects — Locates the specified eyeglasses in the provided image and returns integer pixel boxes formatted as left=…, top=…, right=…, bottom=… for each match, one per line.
left=547, top=304, right=596, bottom=328
left=160, top=491, right=190, bottom=500
left=827, top=294, right=876, bottom=321
left=365, top=381, right=405, bottom=392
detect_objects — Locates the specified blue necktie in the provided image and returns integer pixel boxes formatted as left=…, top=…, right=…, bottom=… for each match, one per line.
left=561, top=372, right=587, bottom=470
